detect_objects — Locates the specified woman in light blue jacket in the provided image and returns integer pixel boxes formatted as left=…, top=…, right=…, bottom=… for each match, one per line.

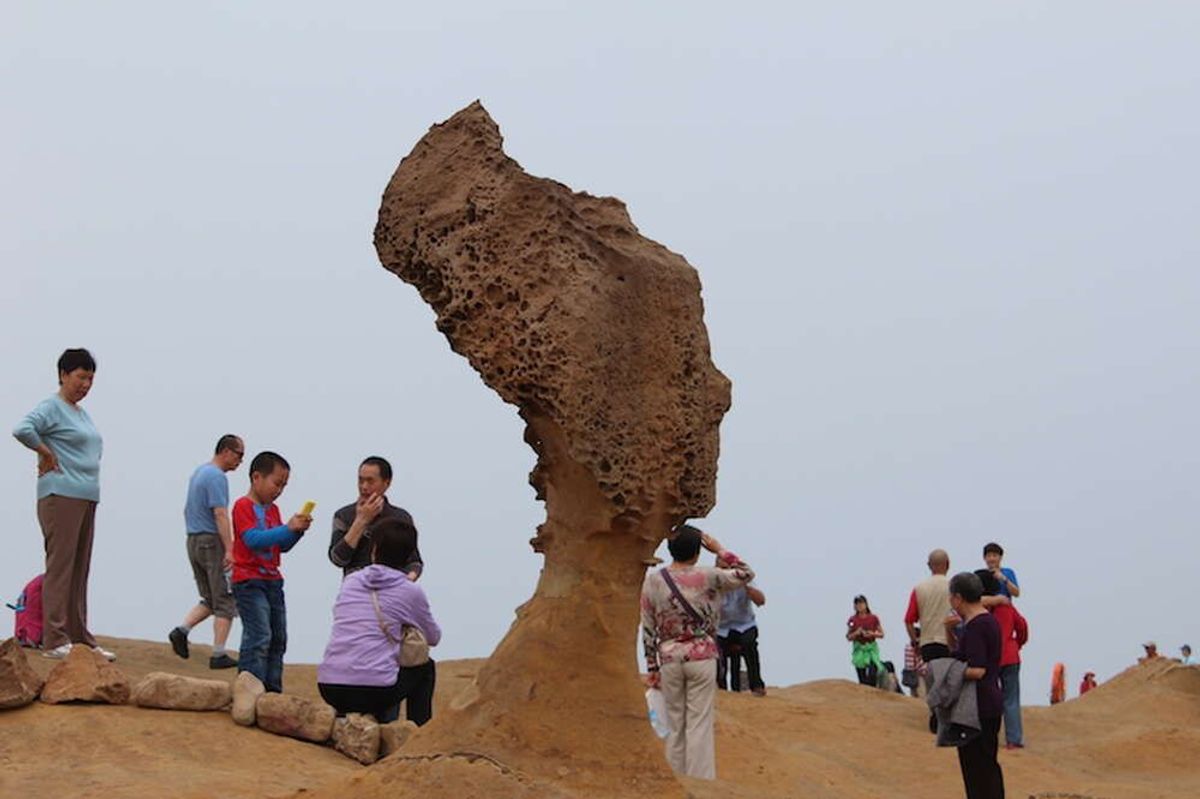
left=12, top=348, right=114, bottom=661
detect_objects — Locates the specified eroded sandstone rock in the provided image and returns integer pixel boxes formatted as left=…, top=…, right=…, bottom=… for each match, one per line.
left=255, top=693, right=335, bottom=743
left=378, top=719, right=419, bottom=756
left=40, top=645, right=130, bottom=705
left=333, top=712, right=381, bottom=764
left=373, top=103, right=727, bottom=797
left=132, top=672, right=232, bottom=711
left=375, top=101, right=730, bottom=528
left=0, top=638, right=44, bottom=709
left=231, top=670, right=263, bottom=726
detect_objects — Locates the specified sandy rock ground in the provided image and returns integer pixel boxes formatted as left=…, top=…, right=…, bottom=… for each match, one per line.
left=1, top=637, right=1197, bottom=799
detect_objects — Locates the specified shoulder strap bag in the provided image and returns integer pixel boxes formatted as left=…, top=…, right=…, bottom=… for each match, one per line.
left=660, top=568, right=708, bottom=634
left=370, top=589, right=430, bottom=667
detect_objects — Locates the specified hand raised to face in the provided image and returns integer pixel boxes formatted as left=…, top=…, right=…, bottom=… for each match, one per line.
left=356, top=493, right=385, bottom=523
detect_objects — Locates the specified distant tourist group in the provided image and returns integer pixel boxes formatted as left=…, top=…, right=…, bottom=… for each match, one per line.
left=12, top=348, right=441, bottom=728
left=894, top=545, right=1025, bottom=799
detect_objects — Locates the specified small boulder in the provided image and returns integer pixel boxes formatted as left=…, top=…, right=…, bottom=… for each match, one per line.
left=0, top=638, right=44, bottom=709
left=40, top=645, right=130, bottom=705
left=255, top=693, right=336, bottom=743
left=379, top=719, right=419, bottom=756
left=132, top=672, right=232, bottom=711
left=231, top=671, right=264, bottom=726
left=332, top=712, right=381, bottom=764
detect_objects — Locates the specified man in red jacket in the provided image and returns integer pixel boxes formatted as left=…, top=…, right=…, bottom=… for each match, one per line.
left=977, top=569, right=1028, bottom=750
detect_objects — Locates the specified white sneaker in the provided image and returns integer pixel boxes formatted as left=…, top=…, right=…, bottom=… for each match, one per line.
left=43, top=643, right=73, bottom=659
left=93, top=645, right=117, bottom=662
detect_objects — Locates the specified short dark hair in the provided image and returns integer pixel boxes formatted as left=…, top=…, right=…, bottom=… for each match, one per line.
left=249, top=451, right=290, bottom=478
left=372, top=518, right=417, bottom=570
left=57, top=348, right=96, bottom=380
left=853, top=594, right=871, bottom=613
left=949, top=572, right=984, bottom=603
left=361, top=456, right=393, bottom=481
left=983, top=542, right=1004, bottom=557
left=668, top=524, right=703, bottom=562
left=974, top=569, right=1001, bottom=597
left=215, top=434, right=242, bottom=455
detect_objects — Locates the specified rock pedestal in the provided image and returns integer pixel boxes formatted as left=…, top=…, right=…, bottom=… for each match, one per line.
left=40, top=645, right=130, bottom=705
left=132, top=672, right=232, bottom=711
left=332, top=713, right=381, bottom=764
left=255, top=693, right=336, bottom=743
left=0, top=638, right=44, bottom=709
left=373, top=102, right=729, bottom=797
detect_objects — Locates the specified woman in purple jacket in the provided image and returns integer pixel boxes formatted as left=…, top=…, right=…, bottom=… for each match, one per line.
left=318, top=518, right=441, bottom=724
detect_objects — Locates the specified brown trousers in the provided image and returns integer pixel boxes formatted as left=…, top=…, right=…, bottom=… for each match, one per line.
left=36, top=495, right=98, bottom=649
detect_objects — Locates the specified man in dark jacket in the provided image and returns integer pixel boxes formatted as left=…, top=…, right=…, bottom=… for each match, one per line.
left=328, top=456, right=423, bottom=578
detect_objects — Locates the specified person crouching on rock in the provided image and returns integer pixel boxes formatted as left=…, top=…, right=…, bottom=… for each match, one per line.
left=641, top=525, right=754, bottom=780
left=318, top=517, right=441, bottom=724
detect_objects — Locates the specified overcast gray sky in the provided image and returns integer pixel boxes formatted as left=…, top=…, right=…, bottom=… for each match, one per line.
left=3, top=3, right=1197, bottom=701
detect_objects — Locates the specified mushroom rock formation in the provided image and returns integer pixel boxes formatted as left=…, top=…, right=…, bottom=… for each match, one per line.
left=373, top=102, right=731, bottom=796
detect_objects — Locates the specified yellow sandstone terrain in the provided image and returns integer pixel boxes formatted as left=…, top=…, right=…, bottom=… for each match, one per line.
left=1, top=637, right=1196, bottom=799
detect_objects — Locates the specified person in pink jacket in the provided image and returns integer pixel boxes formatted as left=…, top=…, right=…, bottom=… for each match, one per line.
left=318, top=517, right=441, bottom=724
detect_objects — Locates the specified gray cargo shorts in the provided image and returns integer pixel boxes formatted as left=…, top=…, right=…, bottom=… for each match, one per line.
left=186, top=533, right=236, bottom=619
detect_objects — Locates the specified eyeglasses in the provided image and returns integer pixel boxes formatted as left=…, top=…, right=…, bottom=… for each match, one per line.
left=231, top=450, right=245, bottom=457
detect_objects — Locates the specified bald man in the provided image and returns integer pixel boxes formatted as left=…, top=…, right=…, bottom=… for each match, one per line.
left=906, top=550, right=953, bottom=732
left=905, top=549, right=953, bottom=664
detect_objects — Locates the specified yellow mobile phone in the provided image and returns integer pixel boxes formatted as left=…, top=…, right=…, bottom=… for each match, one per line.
left=299, top=501, right=316, bottom=516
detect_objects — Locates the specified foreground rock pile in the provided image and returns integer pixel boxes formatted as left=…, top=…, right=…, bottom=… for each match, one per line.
left=0, top=638, right=405, bottom=765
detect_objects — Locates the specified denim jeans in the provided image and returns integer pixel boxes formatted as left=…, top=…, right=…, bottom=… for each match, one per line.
left=1000, top=663, right=1023, bottom=745
left=233, top=579, right=287, bottom=693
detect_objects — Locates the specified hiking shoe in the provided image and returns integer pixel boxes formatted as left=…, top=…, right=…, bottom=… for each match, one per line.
left=1005, top=742, right=1024, bottom=750
left=93, top=645, right=117, bottom=662
left=751, top=687, right=767, bottom=697
left=209, top=653, right=238, bottom=670
left=169, top=626, right=190, bottom=659
left=43, top=643, right=73, bottom=659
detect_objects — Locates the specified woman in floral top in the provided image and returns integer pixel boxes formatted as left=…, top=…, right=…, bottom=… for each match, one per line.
left=640, top=525, right=754, bottom=780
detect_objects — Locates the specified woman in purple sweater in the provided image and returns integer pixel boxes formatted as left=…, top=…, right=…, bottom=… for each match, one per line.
left=318, top=518, right=441, bottom=724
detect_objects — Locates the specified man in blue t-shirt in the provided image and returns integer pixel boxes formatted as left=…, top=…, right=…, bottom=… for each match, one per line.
left=983, top=542, right=1020, bottom=599
left=168, top=434, right=244, bottom=669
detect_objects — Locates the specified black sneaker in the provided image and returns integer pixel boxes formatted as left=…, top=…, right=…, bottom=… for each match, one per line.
left=209, top=653, right=238, bottom=670
left=169, top=627, right=189, bottom=659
